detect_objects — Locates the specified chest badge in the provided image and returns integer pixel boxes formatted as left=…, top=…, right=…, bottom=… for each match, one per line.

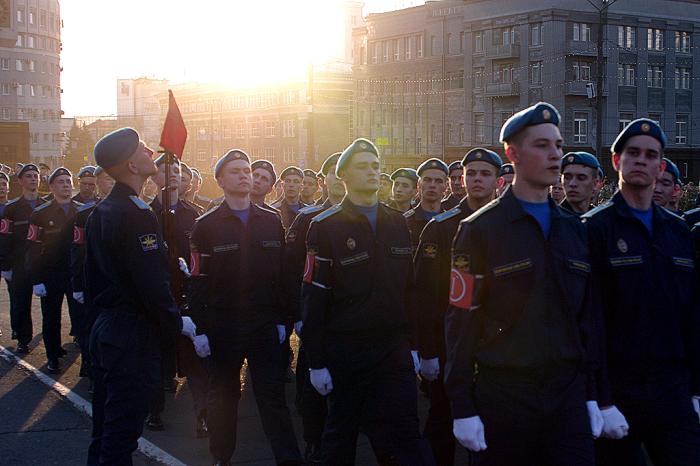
left=346, top=237, right=356, bottom=250
left=617, top=238, right=628, bottom=253
left=48, top=220, right=54, bottom=227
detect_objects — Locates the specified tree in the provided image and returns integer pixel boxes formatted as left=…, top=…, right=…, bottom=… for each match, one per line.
left=63, top=122, right=96, bottom=172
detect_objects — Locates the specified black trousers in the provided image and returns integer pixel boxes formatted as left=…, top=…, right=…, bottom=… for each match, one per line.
left=423, top=359, right=456, bottom=466
left=87, top=311, right=160, bottom=466
left=596, top=373, right=700, bottom=466
left=40, top=277, right=77, bottom=361
left=322, top=336, right=434, bottom=466
left=207, top=323, right=301, bottom=464
left=296, top=339, right=327, bottom=447
left=8, top=271, right=33, bottom=345
left=471, top=368, right=594, bottom=466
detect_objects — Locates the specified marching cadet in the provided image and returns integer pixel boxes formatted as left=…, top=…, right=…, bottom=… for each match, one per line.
left=404, top=159, right=448, bottom=252
left=303, top=138, right=433, bottom=465
left=301, top=169, right=320, bottom=205
left=560, top=152, right=602, bottom=217
left=389, top=168, right=419, bottom=212
left=188, top=149, right=302, bottom=466
left=73, top=166, right=99, bottom=205
left=272, top=166, right=306, bottom=230
left=316, top=170, right=327, bottom=205
left=652, top=157, right=682, bottom=213
left=550, top=178, right=565, bottom=204
left=0, top=163, right=45, bottom=353
left=583, top=119, right=700, bottom=465
left=285, top=152, right=345, bottom=463
left=187, top=167, right=211, bottom=211
left=250, top=159, right=279, bottom=212
left=441, top=161, right=466, bottom=210
left=414, top=147, right=502, bottom=466
left=25, top=168, right=82, bottom=373
left=445, top=103, right=603, bottom=466
left=85, top=128, right=196, bottom=465
left=496, top=163, right=515, bottom=196
left=178, top=162, right=205, bottom=215
left=378, top=172, right=393, bottom=204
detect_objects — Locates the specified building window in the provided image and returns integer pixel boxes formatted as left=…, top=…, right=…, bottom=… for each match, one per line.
left=393, top=39, right=400, bottom=61
left=446, top=33, right=452, bottom=54
left=675, top=116, right=688, bottom=144
left=383, top=41, right=389, bottom=62
left=283, top=147, right=295, bottom=163
left=1, top=83, right=9, bottom=95
left=405, top=37, right=412, bottom=59
left=236, top=122, right=246, bottom=138
left=474, top=31, right=483, bottom=53
left=16, top=9, right=23, bottom=23
left=618, top=64, right=635, bottom=86
left=531, top=62, right=543, bottom=84
left=573, top=61, right=592, bottom=81
left=494, top=63, right=515, bottom=84
left=0, top=58, right=8, bottom=70
left=250, top=122, right=260, bottom=137
left=459, top=123, right=465, bottom=142
left=27, top=36, right=34, bottom=48
left=459, top=32, right=465, bottom=53
left=430, top=124, right=438, bottom=144
left=573, top=23, right=592, bottom=42
left=431, top=35, right=437, bottom=55
left=417, top=35, right=424, bottom=58
left=283, top=119, right=296, bottom=138
left=40, top=10, right=47, bottom=28
left=416, top=137, right=422, bottom=154
left=263, top=147, right=275, bottom=159
left=474, top=113, right=485, bottom=143
left=675, top=67, right=691, bottom=89
left=29, top=85, right=35, bottom=97
left=28, top=60, right=35, bottom=72
left=647, top=28, right=664, bottom=51
left=618, top=26, right=636, bottom=49
left=675, top=31, right=691, bottom=53
left=494, top=27, right=517, bottom=46
left=647, top=66, right=664, bottom=88
left=474, top=68, right=484, bottom=89
left=531, top=23, right=542, bottom=46
left=1, top=108, right=9, bottom=120
left=619, top=112, right=634, bottom=132
left=15, top=59, right=23, bottom=72
left=15, top=34, right=22, bottom=47
left=264, top=121, right=276, bottom=137
left=573, top=112, right=588, bottom=143
left=28, top=10, right=34, bottom=25
left=447, top=124, right=454, bottom=144
left=371, top=43, right=378, bottom=64
left=648, top=113, right=662, bottom=124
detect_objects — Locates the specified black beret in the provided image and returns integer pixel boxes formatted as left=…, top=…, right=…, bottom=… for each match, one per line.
left=663, top=158, right=680, bottom=182
left=499, top=102, right=561, bottom=143
left=214, top=149, right=250, bottom=178
left=154, top=153, right=180, bottom=167
left=180, top=162, right=193, bottom=178
left=17, top=163, right=39, bottom=177
left=448, top=160, right=463, bottom=174
left=49, top=167, right=72, bottom=184
left=0, top=172, right=9, bottom=183
left=321, top=152, right=342, bottom=176
left=303, top=169, right=317, bottom=178
left=280, top=166, right=304, bottom=180
left=417, top=158, right=449, bottom=176
left=76, top=165, right=97, bottom=178
left=391, top=168, right=419, bottom=185
left=561, top=152, right=601, bottom=172
left=611, top=118, right=667, bottom=154
left=251, top=159, right=277, bottom=181
left=94, top=127, right=140, bottom=169
left=336, top=138, right=379, bottom=176
left=462, top=148, right=503, bottom=170
left=499, top=163, right=515, bottom=176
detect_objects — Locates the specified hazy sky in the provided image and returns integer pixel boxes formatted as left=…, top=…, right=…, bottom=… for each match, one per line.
left=60, top=0, right=425, bottom=117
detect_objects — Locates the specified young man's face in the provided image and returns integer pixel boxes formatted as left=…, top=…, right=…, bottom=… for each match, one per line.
left=50, top=174, right=74, bottom=200
left=340, top=152, right=380, bottom=194
left=282, top=174, right=303, bottom=200
left=19, top=170, right=39, bottom=191
left=302, top=175, right=319, bottom=198
left=652, top=171, right=677, bottom=207
left=251, top=168, right=274, bottom=198
left=179, top=172, right=192, bottom=196
left=216, top=159, right=252, bottom=195
left=418, top=169, right=448, bottom=203
left=0, top=179, right=8, bottom=198
left=507, top=124, right=564, bottom=189
left=96, top=172, right=115, bottom=196
left=464, top=161, right=498, bottom=202
left=392, top=177, right=417, bottom=203
left=130, top=142, right=157, bottom=178
left=449, top=168, right=466, bottom=197
left=613, top=135, right=664, bottom=189
left=78, top=176, right=97, bottom=198
left=562, top=164, right=597, bottom=205
left=151, top=163, right=181, bottom=191
left=325, top=168, right=346, bottom=199
left=550, top=179, right=565, bottom=203
left=378, top=178, right=392, bottom=199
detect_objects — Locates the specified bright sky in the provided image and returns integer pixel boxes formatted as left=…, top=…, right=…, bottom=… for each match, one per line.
left=60, top=0, right=425, bottom=117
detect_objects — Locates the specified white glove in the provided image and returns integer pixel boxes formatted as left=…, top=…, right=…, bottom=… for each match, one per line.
left=601, top=406, right=629, bottom=439
left=310, top=368, right=333, bottom=396
left=276, top=325, right=286, bottom=344
left=178, top=257, right=191, bottom=277
left=33, top=283, right=47, bottom=297
left=192, top=334, right=211, bottom=358
left=410, top=350, right=420, bottom=375
left=1, top=270, right=12, bottom=281
left=72, top=292, right=85, bottom=304
left=692, top=396, right=700, bottom=423
left=586, top=400, right=604, bottom=438
left=453, top=416, right=487, bottom=452
left=419, top=357, right=440, bottom=382
left=293, top=320, right=303, bottom=337
left=180, top=316, right=197, bottom=339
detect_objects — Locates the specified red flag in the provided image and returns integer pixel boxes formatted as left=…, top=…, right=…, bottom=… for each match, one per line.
left=159, top=90, right=188, bottom=159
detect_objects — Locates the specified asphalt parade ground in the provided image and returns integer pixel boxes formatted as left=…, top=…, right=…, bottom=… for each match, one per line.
left=0, top=281, right=460, bottom=465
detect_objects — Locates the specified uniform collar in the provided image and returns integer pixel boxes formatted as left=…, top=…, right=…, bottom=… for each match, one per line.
left=112, top=182, right=138, bottom=198
left=611, top=190, right=675, bottom=224
left=502, top=184, right=562, bottom=223
left=215, top=200, right=263, bottom=219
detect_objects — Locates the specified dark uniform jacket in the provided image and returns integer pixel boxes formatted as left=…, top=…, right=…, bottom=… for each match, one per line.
left=560, top=198, right=594, bottom=218
left=272, top=198, right=307, bottom=231
left=444, top=187, right=598, bottom=419
left=403, top=204, right=443, bottom=253
left=0, top=196, right=46, bottom=273
left=26, top=199, right=80, bottom=286
left=149, top=197, right=199, bottom=264
left=441, top=193, right=461, bottom=211
left=683, top=207, right=700, bottom=229
left=413, top=198, right=475, bottom=359
left=72, top=192, right=99, bottom=206
left=71, top=203, right=96, bottom=294
left=583, top=191, right=700, bottom=402
left=187, top=202, right=287, bottom=343
left=303, top=198, right=415, bottom=369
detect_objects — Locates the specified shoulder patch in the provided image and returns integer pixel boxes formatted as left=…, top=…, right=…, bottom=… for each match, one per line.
left=661, top=207, right=684, bottom=221
left=195, top=204, right=220, bottom=222
left=434, top=206, right=462, bottom=222
left=403, top=208, right=416, bottom=218
left=271, top=200, right=282, bottom=209
left=684, top=207, right=700, bottom=216
left=581, top=201, right=614, bottom=220
left=464, top=197, right=501, bottom=224
left=129, top=195, right=151, bottom=210
left=300, top=204, right=325, bottom=216
left=311, top=204, right=342, bottom=223
left=254, top=203, right=280, bottom=217
left=34, top=200, right=52, bottom=212
left=6, top=197, right=21, bottom=206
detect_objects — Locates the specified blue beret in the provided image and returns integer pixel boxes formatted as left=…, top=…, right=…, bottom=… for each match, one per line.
left=280, top=166, right=304, bottom=180
left=391, top=168, right=419, bottom=185
left=499, top=102, right=561, bottom=143
left=597, top=167, right=605, bottom=179
left=320, top=153, right=342, bottom=176
left=180, top=162, right=192, bottom=178
left=561, top=152, right=601, bottom=172
left=336, top=138, right=379, bottom=176
left=214, top=149, right=250, bottom=178
left=94, top=166, right=105, bottom=177
left=94, top=127, right=140, bottom=169
left=462, top=148, right=503, bottom=170
left=48, top=167, right=72, bottom=184
left=154, top=153, right=180, bottom=167
left=17, top=163, right=39, bottom=177
left=499, top=163, right=515, bottom=176
left=380, top=172, right=391, bottom=181
left=77, top=165, right=96, bottom=178
left=303, top=169, right=317, bottom=179
left=0, top=172, right=9, bottom=183
left=663, top=158, right=680, bottom=182
left=612, top=118, right=667, bottom=154
left=448, top=160, right=463, bottom=174
left=191, top=167, right=201, bottom=177
left=417, top=158, right=449, bottom=177
left=251, top=159, right=277, bottom=181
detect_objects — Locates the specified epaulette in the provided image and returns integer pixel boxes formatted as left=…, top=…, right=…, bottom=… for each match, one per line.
left=660, top=206, right=684, bottom=221
left=403, top=208, right=416, bottom=218
left=129, top=195, right=151, bottom=210
left=433, top=206, right=461, bottom=222
left=6, top=197, right=21, bottom=206
left=77, top=202, right=94, bottom=213
left=255, top=203, right=280, bottom=217
left=311, top=204, right=342, bottom=223
left=271, top=201, right=282, bottom=209
left=683, top=207, right=700, bottom=217
left=581, top=201, right=614, bottom=220
left=34, top=200, right=52, bottom=212
left=195, top=204, right=220, bottom=222
left=300, top=204, right=325, bottom=216
left=464, top=197, right=501, bottom=224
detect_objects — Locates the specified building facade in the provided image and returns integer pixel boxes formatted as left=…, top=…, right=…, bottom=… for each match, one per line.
left=0, top=0, right=63, bottom=166
left=117, top=77, right=169, bottom=148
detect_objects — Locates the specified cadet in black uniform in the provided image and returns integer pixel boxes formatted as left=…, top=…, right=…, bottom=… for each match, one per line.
left=25, top=168, right=82, bottom=373
left=403, top=159, right=448, bottom=252
left=652, top=157, right=682, bottom=214
left=441, top=161, right=466, bottom=210
left=388, top=168, right=418, bottom=213
left=378, top=172, right=393, bottom=204
left=584, top=119, right=700, bottom=466
left=250, top=159, right=280, bottom=213
left=301, top=168, right=320, bottom=205
left=414, top=147, right=502, bottom=466
left=0, top=163, right=45, bottom=353
left=73, top=166, right=99, bottom=205
left=445, top=103, right=601, bottom=466
left=179, top=162, right=205, bottom=216
left=85, top=128, right=196, bottom=466
left=272, top=166, right=306, bottom=231
left=560, top=152, right=602, bottom=217
left=496, top=163, right=514, bottom=197
left=303, top=138, right=433, bottom=465
left=188, top=149, right=302, bottom=466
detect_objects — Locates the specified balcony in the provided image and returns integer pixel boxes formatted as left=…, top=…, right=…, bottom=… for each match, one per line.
left=486, top=43, right=520, bottom=59
left=566, top=40, right=598, bottom=57
left=485, top=81, right=520, bottom=97
left=565, top=81, right=608, bottom=97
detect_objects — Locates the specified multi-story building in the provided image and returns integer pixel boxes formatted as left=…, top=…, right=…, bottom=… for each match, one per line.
left=353, top=0, right=700, bottom=179
left=117, top=77, right=169, bottom=148
left=0, top=0, right=63, bottom=166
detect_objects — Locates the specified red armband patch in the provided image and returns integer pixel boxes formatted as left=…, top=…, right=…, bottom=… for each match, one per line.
left=449, top=254, right=475, bottom=310
left=0, top=218, right=11, bottom=234
left=73, top=226, right=85, bottom=245
left=190, top=252, right=202, bottom=276
left=27, top=224, right=42, bottom=242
